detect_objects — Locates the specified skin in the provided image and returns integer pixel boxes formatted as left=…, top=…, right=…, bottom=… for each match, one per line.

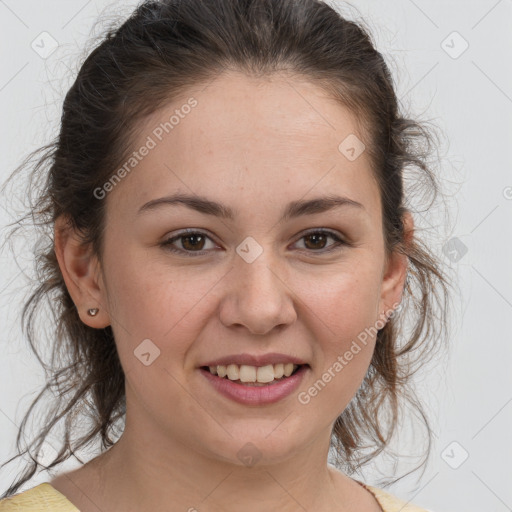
left=51, top=71, right=412, bottom=512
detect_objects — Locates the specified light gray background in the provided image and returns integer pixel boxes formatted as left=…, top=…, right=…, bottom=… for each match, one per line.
left=0, top=1, right=511, bottom=511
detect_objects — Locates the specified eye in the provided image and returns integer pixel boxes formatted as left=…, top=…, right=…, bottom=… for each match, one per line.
left=160, top=229, right=218, bottom=256
left=160, top=228, right=347, bottom=257
left=292, top=229, right=347, bottom=254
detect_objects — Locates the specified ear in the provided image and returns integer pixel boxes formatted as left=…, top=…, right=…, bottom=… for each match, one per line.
left=54, top=215, right=110, bottom=328
left=378, top=211, right=414, bottom=320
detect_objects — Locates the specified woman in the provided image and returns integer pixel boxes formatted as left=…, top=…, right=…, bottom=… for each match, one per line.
left=0, top=0, right=450, bottom=510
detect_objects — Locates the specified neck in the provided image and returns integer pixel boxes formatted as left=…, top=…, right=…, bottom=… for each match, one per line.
left=89, top=418, right=352, bottom=512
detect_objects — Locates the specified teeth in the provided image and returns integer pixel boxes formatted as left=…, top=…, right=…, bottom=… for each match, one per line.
left=283, top=363, right=294, bottom=377
left=239, top=365, right=257, bottom=383
left=274, top=363, right=284, bottom=379
left=207, top=363, right=300, bottom=383
left=256, top=365, right=274, bottom=383
left=226, top=364, right=239, bottom=380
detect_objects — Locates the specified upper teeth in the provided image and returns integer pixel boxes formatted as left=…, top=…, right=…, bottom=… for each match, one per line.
left=208, top=363, right=299, bottom=383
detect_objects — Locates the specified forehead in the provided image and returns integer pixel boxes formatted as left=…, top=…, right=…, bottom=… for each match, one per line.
left=162, top=71, right=367, bottom=161
left=108, top=71, right=381, bottom=222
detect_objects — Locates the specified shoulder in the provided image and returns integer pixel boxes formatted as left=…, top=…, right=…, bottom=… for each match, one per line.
left=0, top=483, right=79, bottom=512
left=363, top=483, right=435, bottom=512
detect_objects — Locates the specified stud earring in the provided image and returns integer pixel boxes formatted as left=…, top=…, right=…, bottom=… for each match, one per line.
left=87, top=308, right=99, bottom=316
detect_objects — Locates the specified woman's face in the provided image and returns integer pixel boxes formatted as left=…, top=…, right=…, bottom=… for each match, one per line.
left=92, top=71, right=406, bottom=466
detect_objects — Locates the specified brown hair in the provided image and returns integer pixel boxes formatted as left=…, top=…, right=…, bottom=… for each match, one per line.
left=0, top=0, right=451, bottom=497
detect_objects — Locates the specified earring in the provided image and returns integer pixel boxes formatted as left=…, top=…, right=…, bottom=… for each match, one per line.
left=87, top=308, right=99, bottom=316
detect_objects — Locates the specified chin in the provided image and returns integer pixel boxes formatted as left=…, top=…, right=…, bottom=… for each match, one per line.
left=199, top=423, right=308, bottom=469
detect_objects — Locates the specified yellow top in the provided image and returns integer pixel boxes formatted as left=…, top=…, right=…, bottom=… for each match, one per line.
left=0, top=482, right=430, bottom=511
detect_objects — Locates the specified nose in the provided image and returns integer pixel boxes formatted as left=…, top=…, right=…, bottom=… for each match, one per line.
left=218, top=249, right=297, bottom=336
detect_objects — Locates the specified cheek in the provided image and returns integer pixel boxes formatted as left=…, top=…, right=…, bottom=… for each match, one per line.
left=292, top=265, right=381, bottom=401
left=101, top=256, right=220, bottom=422
left=294, top=261, right=382, bottom=339
left=101, top=244, right=228, bottom=371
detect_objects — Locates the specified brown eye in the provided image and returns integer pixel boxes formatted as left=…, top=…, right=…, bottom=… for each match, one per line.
left=294, top=230, right=346, bottom=253
left=160, top=230, right=217, bottom=256
left=180, top=233, right=206, bottom=251
left=303, top=232, right=329, bottom=250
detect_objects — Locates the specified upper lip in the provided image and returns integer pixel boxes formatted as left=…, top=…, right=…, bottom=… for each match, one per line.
left=199, top=352, right=308, bottom=368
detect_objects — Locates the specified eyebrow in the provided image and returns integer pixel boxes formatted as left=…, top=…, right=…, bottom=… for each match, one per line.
left=137, top=193, right=365, bottom=222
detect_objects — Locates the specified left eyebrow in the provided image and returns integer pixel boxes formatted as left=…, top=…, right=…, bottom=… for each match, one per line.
left=137, top=193, right=366, bottom=221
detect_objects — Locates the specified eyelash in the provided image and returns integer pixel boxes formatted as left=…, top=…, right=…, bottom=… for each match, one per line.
left=159, top=228, right=348, bottom=257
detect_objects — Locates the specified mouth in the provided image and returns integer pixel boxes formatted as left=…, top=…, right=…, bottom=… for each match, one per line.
left=199, top=362, right=305, bottom=386
left=198, top=363, right=309, bottom=405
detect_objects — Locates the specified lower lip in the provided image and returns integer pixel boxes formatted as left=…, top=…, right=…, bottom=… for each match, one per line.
left=199, top=365, right=308, bottom=406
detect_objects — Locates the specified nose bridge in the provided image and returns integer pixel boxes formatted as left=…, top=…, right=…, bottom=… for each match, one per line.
left=235, top=235, right=285, bottom=304
left=219, top=236, right=296, bottom=334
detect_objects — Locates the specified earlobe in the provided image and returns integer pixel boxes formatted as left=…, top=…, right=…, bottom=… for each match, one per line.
left=54, top=215, right=110, bottom=328
left=378, top=211, right=414, bottom=320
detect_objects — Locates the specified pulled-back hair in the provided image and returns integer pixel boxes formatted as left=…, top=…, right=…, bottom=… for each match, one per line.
left=1, top=0, right=451, bottom=497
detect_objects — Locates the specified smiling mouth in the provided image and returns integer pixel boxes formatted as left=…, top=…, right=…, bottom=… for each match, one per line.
left=200, top=363, right=305, bottom=386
